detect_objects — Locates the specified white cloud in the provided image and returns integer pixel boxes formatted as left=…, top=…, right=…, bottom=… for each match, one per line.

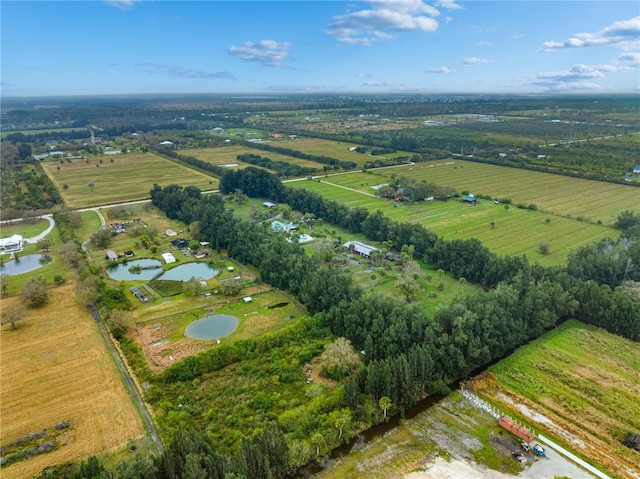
left=462, top=57, right=491, bottom=65
left=228, top=40, right=291, bottom=67
left=434, top=0, right=462, bottom=10
left=327, top=1, right=440, bottom=46
left=542, top=16, right=640, bottom=52
left=363, top=80, right=393, bottom=86
left=525, top=64, right=618, bottom=91
left=104, top=0, right=140, bottom=10
left=617, top=52, right=640, bottom=65
left=355, top=72, right=372, bottom=78
left=475, top=40, right=491, bottom=47
left=426, top=66, right=456, bottom=73
left=137, top=63, right=235, bottom=80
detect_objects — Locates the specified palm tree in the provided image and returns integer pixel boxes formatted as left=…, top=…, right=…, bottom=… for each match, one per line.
left=88, top=181, right=95, bottom=192
left=437, top=269, right=445, bottom=286
left=379, top=396, right=392, bottom=420
left=311, top=433, right=324, bottom=457
left=459, top=277, right=467, bottom=295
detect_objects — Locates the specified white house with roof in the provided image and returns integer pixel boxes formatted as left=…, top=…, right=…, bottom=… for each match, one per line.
left=0, top=234, right=23, bottom=251
left=634, top=165, right=640, bottom=174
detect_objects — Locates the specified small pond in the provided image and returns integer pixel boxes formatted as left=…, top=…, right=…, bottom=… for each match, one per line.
left=184, top=314, right=239, bottom=340
left=0, top=254, right=48, bottom=275
left=160, top=262, right=219, bottom=281
left=106, top=258, right=163, bottom=281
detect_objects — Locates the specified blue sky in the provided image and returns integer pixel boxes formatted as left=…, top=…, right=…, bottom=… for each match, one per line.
left=1, top=1, right=639, bottom=97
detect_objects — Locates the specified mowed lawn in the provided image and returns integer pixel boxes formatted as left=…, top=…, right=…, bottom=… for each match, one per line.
left=372, top=160, right=640, bottom=226
left=473, top=320, right=640, bottom=479
left=290, top=178, right=617, bottom=265
left=42, top=153, right=218, bottom=208
left=0, top=282, right=145, bottom=479
left=189, top=145, right=328, bottom=171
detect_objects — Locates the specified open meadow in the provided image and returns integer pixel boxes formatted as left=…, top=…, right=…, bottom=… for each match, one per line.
left=189, top=145, right=329, bottom=171
left=290, top=177, right=617, bottom=266
left=266, top=137, right=379, bottom=167
left=371, top=160, right=640, bottom=226
left=469, top=320, right=640, bottom=479
left=0, top=283, right=145, bottom=479
left=41, top=152, right=218, bottom=208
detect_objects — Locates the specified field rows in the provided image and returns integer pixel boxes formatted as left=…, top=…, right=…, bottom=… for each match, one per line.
left=0, top=283, right=144, bottom=479
left=291, top=178, right=616, bottom=265
left=372, top=161, right=640, bottom=225
left=475, top=320, right=640, bottom=479
left=189, top=145, right=329, bottom=171
left=42, top=153, right=218, bottom=208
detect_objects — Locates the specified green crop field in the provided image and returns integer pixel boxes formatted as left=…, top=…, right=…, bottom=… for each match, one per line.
left=267, top=137, right=382, bottom=166
left=41, top=153, right=218, bottom=208
left=189, top=145, right=328, bottom=171
left=290, top=177, right=618, bottom=265
left=472, top=320, right=640, bottom=479
left=367, top=160, right=640, bottom=226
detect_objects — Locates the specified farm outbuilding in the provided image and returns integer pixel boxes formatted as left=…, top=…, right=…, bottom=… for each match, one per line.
left=498, top=416, right=534, bottom=443
left=344, top=240, right=380, bottom=259
left=162, top=252, right=176, bottom=264
left=106, top=250, right=118, bottom=261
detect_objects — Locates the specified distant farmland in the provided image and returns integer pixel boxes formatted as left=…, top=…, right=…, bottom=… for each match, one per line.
left=189, top=145, right=328, bottom=171
left=289, top=176, right=618, bottom=265
left=264, top=137, right=384, bottom=167
left=42, top=152, right=218, bottom=208
left=0, top=283, right=145, bottom=479
left=370, top=160, right=640, bottom=226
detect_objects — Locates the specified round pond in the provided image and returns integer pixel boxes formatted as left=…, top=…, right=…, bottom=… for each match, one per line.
left=107, top=258, right=163, bottom=281
left=160, top=262, right=218, bottom=281
left=184, top=314, right=239, bottom=340
left=0, top=254, right=47, bottom=275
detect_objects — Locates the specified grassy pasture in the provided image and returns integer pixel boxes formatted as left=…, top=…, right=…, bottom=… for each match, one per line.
left=0, top=218, right=50, bottom=240
left=41, top=153, right=218, bottom=208
left=471, top=320, right=640, bottom=479
left=290, top=178, right=616, bottom=265
left=189, top=145, right=329, bottom=171
left=267, top=137, right=376, bottom=167
left=0, top=283, right=145, bottom=479
left=373, top=160, right=640, bottom=226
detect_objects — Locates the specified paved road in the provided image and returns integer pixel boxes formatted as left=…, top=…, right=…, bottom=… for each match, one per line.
left=536, top=435, right=613, bottom=479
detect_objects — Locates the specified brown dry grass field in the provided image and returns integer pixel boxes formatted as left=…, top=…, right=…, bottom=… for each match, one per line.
left=0, top=283, right=145, bottom=479
left=41, top=152, right=217, bottom=208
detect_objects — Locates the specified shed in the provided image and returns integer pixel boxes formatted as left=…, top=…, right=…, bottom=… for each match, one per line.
left=462, top=194, right=477, bottom=204
left=344, top=240, right=380, bottom=259
left=162, top=252, right=176, bottom=264
left=263, top=201, right=276, bottom=209
left=634, top=165, right=640, bottom=174
left=166, top=229, right=177, bottom=237
left=106, top=250, right=118, bottom=261
left=498, top=416, right=534, bottom=443
left=243, top=297, right=252, bottom=303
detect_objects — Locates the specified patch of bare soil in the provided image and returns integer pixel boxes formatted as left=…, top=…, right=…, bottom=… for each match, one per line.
left=135, top=322, right=208, bottom=373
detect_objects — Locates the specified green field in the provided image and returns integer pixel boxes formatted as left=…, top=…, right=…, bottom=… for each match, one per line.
left=266, top=137, right=382, bottom=167
left=290, top=177, right=617, bottom=265
left=189, top=145, right=328, bottom=171
left=369, top=160, right=640, bottom=226
left=41, top=153, right=218, bottom=208
left=472, top=320, right=640, bottom=479
left=0, top=218, right=50, bottom=240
